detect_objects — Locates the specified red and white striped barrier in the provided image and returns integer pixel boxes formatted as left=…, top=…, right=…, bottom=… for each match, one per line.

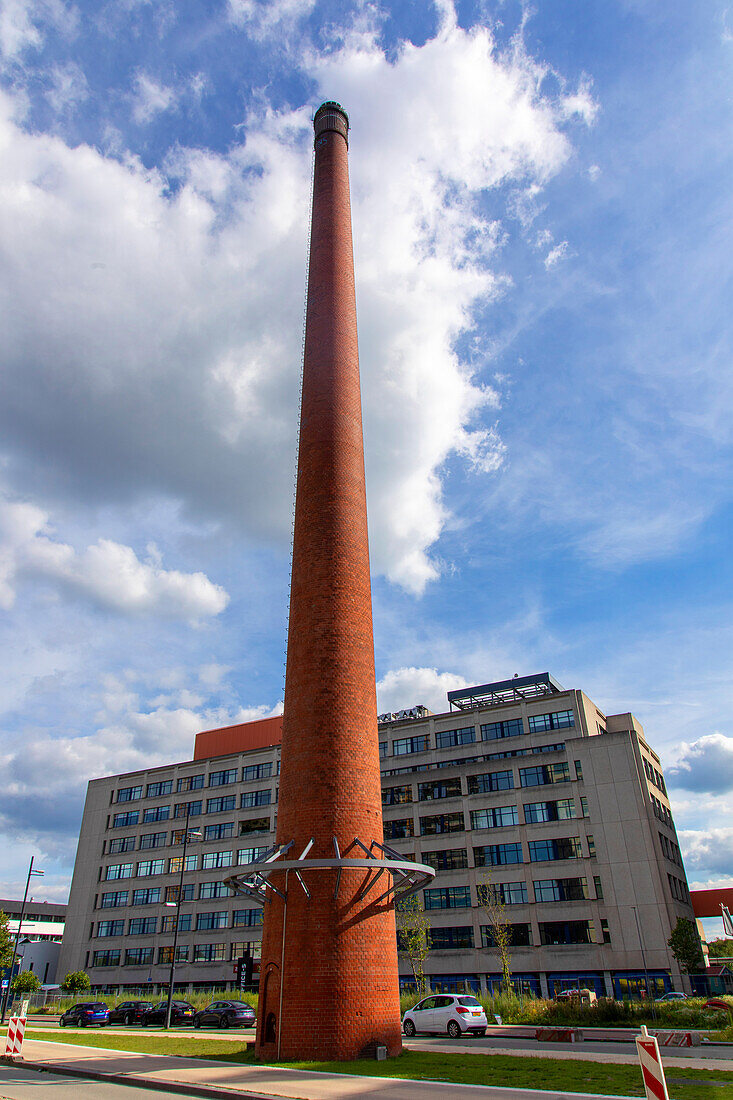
left=657, top=1030, right=699, bottom=1047
left=4, top=1016, right=26, bottom=1058
left=636, top=1025, right=669, bottom=1100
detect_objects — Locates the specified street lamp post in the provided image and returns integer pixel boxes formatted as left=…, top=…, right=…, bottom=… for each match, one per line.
left=631, top=904, right=656, bottom=1017
left=1, top=856, right=44, bottom=1025
left=164, top=819, right=200, bottom=1030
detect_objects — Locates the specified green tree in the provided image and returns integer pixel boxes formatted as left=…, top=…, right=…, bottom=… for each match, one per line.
left=668, top=917, right=705, bottom=974
left=707, top=939, right=733, bottom=959
left=477, top=873, right=513, bottom=993
left=0, top=912, right=13, bottom=971
left=61, top=970, right=91, bottom=993
left=395, top=893, right=430, bottom=995
left=11, top=970, right=41, bottom=993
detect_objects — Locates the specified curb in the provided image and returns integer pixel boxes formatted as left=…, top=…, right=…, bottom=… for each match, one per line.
left=0, top=1059, right=280, bottom=1100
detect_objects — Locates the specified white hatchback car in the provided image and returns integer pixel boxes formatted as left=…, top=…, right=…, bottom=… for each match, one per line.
left=402, top=994, right=488, bottom=1038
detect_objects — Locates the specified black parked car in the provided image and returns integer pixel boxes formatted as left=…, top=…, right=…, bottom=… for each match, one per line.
left=142, top=1000, right=196, bottom=1026
left=193, top=1000, right=256, bottom=1029
left=108, top=1000, right=154, bottom=1025
left=59, top=1002, right=109, bottom=1027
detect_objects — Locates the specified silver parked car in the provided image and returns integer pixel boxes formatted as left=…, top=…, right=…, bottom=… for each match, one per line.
left=402, top=994, right=487, bottom=1037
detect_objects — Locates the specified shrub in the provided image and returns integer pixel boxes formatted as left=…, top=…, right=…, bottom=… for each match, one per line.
left=11, top=971, right=41, bottom=993
left=60, top=971, right=91, bottom=993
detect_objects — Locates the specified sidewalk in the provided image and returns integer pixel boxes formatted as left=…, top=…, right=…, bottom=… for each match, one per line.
left=15, top=1038, right=641, bottom=1100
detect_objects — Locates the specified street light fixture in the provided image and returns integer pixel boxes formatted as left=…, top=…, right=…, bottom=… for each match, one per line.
left=0, top=857, right=44, bottom=1025
left=164, top=819, right=201, bottom=1030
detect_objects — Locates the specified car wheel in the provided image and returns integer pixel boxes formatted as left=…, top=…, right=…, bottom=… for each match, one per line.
left=59, top=1019, right=66, bottom=1028
left=447, top=1020, right=461, bottom=1039
left=194, top=1017, right=201, bottom=1029
left=80, top=1020, right=88, bottom=1028
left=403, top=1019, right=416, bottom=1037
left=125, top=1014, right=134, bottom=1026
left=220, top=1016, right=229, bottom=1029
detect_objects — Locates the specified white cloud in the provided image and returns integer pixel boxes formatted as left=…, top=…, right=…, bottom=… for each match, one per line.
left=377, top=666, right=469, bottom=715
left=0, top=10, right=594, bottom=593
left=227, top=0, right=315, bottom=39
left=679, top=827, right=733, bottom=877
left=667, top=733, right=733, bottom=794
left=131, top=72, right=176, bottom=124
left=0, top=497, right=229, bottom=620
left=46, top=61, right=88, bottom=114
left=0, top=0, right=77, bottom=60
left=544, top=240, right=569, bottom=268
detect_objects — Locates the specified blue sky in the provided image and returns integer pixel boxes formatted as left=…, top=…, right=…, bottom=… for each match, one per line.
left=0, top=0, right=731, bottom=937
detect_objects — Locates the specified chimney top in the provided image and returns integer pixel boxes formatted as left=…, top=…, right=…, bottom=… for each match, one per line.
left=313, top=101, right=349, bottom=146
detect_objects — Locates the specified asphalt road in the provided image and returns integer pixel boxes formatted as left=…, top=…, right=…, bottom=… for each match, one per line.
left=0, top=1062, right=185, bottom=1099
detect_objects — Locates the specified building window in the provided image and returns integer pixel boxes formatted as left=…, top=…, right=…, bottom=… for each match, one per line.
left=202, top=850, right=233, bottom=869
left=539, top=919, right=594, bottom=946
left=574, top=760, right=583, bottom=780
left=467, top=770, right=514, bottom=794
left=421, top=848, right=468, bottom=871
left=99, top=891, right=128, bottom=909
left=107, top=837, right=135, bottom=854
left=523, top=798, right=576, bottom=824
left=233, top=908, right=263, bottom=927
left=470, top=806, right=518, bottom=830
left=125, top=947, right=153, bottom=965
left=231, top=941, right=262, bottom=961
left=239, top=817, right=270, bottom=836
left=384, top=818, right=415, bottom=840
left=587, top=835, right=596, bottom=858
left=393, top=735, right=429, bottom=756
left=527, top=710, right=575, bottom=733
left=105, top=863, right=133, bottom=880
left=481, top=923, right=532, bottom=947
left=164, top=884, right=193, bottom=904
left=382, top=785, right=413, bottom=805
left=146, top=780, right=172, bottom=798
left=193, top=943, right=226, bottom=963
left=427, top=926, right=474, bottom=949
left=161, top=914, right=191, bottom=933
left=137, top=859, right=164, bottom=877
left=117, top=785, right=143, bottom=803
left=473, top=842, right=523, bottom=867
left=92, top=950, right=121, bottom=966
left=96, top=920, right=124, bottom=936
left=420, top=812, right=465, bottom=835
left=418, top=778, right=462, bottom=801
left=481, top=719, right=524, bottom=741
left=528, top=837, right=582, bottom=862
left=199, top=881, right=231, bottom=900
left=139, top=832, right=167, bottom=850
left=379, top=742, right=388, bottom=758
left=241, top=790, right=272, bottom=808
left=168, top=854, right=197, bottom=874
left=594, top=875, right=604, bottom=900
left=132, top=888, right=162, bottom=905
left=238, top=846, right=269, bottom=864
left=580, top=796, right=589, bottom=817
left=601, top=918, right=611, bottom=943
left=204, top=822, right=234, bottom=841
left=424, top=886, right=471, bottom=910
left=112, top=812, right=139, bottom=828
left=209, top=768, right=238, bottom=787
left=142, top=806, right=170, bottom=823
left=519, top=763, right=571, bottom=787
left=243, top=762, right=272, bottom=781
left=491, top=881, right=528, bottom=905
left=533, top=878, right=588, bottom=902
left=174, top=801, right=202, bottom=818
left=206, top=795, right=236, bottom=814
left=435, top=727, right=476, bottom=749
left=159, top=945, right=189, bottom=964
left=176, top=774, right=204, bottom=792
left=197, top=911, right=229, bottom=931
left=128, top=917, right=157, bottom=935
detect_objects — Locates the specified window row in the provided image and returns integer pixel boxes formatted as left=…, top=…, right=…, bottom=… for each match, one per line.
left=650, top=794, right=674, bottom=829
left=642, top=757, right=667, bottom=796
left=91, top=940, right=262, bottom=967
left=382, top=766, right=585, bottom=811
left=658, top=832, right=683, bottom=868
left=423, top=875, right=603, bottom=909
left=381, top=743, right=567, bottom=778
left=114, top=764, right=276, bottom=803
left=384, top=799, right=589, bottom=840
left=388, top=711, right=575, bottom=758
left=668, top=874, right=690, bottom=903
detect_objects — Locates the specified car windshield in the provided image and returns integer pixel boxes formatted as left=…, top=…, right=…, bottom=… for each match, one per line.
left=457, top=996, right=481, bottom=1007
left=228, top=1002, right=251, bottom=1008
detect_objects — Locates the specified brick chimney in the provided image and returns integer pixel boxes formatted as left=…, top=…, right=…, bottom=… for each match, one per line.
left=255, top=102, right=402, bottom=1061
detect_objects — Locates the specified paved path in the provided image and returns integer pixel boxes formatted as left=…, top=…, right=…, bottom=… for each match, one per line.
left=12, top=1038, right=646, bottom=1100
left=0, top=1061, right=197, bottom=1099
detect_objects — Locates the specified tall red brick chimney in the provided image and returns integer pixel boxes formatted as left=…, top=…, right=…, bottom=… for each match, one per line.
left=254, top=103, right=403, bottom=1061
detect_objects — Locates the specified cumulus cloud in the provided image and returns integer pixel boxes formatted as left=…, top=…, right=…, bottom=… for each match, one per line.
left=377, top=666, right=470, bottom=715
left=679, top=827, right=733, bottom=876
left=0, top=9, right=593, bottom=593
left=227, top=0, right=316, bottom=39
left=0, top=0, right=77, bottom=60
left=667, top=733, right=733, bottom=794
left=0, top=497, right=229, bottom=620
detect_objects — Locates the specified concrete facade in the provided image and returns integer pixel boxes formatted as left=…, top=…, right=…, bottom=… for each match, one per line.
left=59, top=674, right=695, bottom=1000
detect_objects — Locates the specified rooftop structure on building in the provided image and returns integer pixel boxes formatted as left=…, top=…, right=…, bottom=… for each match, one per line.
left=59, top=673, right=700, bottom=1001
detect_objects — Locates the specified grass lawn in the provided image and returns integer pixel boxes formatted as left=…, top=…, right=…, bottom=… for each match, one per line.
left=24, top=1029, right=733, bottom=1099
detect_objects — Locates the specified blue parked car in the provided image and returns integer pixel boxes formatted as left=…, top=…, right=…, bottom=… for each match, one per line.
left=59, top=1002, right=109, bottom=1027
